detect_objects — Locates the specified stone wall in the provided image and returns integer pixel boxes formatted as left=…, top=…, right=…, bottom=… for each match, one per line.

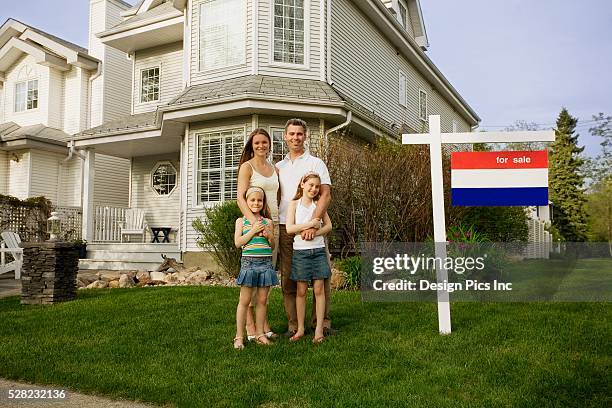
left=20, top=242, right=79, bottom=304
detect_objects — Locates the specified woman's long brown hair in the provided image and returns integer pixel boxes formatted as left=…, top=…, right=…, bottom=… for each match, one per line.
left=239, top=128, right=272, bottom=167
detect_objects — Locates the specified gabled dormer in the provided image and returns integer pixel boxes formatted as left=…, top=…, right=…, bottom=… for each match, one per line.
left=383, top=0, right=429, bottom=49
left=0, top=18, right=100, bottom=133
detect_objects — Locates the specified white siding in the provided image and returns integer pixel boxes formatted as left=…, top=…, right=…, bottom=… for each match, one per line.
left=190, top=0, right=253, bottom=85
left=48, top=68, right=64, bottom=129
left=257, top=0, right=323, bottom=80
left=330, top=0, right=469, bottom=133
left=3, top=55, right=50, bottom=127
left=93, top=154, right=130, bottom=208
left=59, top=158, right=82, bottom=207
left=29, top=150, right=61, bottom=203
left=63, top=67, right=90, bottom=134
left=133, top=42, right=184, bottom=114
left=7, top=150, right=29, bottom=199
left=88, top=0, right=131, bottom=127
left=0, top=151, right=7, bottom=195
left=131, top=154, right=181, bottom=241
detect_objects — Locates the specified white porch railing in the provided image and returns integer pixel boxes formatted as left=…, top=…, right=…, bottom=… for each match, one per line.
left=93, top=206, right=127, bottom=243
left=525, top=218, right=552, bottom=259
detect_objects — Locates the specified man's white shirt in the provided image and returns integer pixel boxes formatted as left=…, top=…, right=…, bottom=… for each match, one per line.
left=276, top=150, right=331, bottom=224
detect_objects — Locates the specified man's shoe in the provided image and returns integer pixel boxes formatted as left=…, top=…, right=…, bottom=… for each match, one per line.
left=283, top=330, right=297, bottom=338
left=323, top=327, right=338, bottom=337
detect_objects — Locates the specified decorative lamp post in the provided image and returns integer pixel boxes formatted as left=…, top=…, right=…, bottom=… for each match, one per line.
left=47, top=211, right=61, bottom=242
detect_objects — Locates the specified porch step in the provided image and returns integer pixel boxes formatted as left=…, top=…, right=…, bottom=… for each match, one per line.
left=85, top=250, right=181, bottom=263
left=79, top=259, right=163, bottom=271
left=87, top=243, right=179, bottom=252
left=79, top=243, right=181, bottom=271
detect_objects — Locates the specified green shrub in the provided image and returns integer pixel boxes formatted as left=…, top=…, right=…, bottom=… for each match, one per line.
left=192, top=201, right=243, bottom=277
left=336, top=256, right=362, bottom=290
left=459, top=207, right=529, bottom=242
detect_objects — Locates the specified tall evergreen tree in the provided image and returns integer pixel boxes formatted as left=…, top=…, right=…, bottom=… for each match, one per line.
left=549, top=108, right=589, bottom=241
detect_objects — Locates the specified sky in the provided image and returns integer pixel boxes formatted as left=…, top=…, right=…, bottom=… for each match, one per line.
left=1, top=0, right=610, bottom=156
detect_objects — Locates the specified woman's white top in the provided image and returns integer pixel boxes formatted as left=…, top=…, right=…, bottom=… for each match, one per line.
left=248, top=162, right=279, bottom=223
left=293, top=199, right=325, bottom=250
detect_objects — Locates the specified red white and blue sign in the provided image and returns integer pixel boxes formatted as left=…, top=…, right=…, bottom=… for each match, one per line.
left=451, top=150, right=549, bottom=206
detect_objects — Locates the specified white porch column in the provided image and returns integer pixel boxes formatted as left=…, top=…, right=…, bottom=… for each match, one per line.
left=82, top=149, right=95, bottom=242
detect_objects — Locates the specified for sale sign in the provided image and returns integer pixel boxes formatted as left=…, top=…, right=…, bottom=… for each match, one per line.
left=451, top=150, right=549, bottom=206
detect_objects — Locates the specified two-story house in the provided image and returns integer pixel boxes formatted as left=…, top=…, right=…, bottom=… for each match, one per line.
left=73, top=0, right=480, bottom=270
left=0, top=17, right=130, bottom=233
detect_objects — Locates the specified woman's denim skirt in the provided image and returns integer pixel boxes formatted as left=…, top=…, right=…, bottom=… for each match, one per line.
left=236, top=256, right=279, bottom=287
left=291, top=247, right=331, bottom=281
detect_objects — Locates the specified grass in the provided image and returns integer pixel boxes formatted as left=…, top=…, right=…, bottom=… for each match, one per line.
left=0, top=286, right=610, bottom=407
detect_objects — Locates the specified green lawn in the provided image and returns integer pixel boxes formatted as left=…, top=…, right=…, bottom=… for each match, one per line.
left=0, top=287, right=609, bottom=407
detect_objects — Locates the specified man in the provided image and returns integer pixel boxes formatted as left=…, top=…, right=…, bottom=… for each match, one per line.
left=276, top=118, right=336, bottom=337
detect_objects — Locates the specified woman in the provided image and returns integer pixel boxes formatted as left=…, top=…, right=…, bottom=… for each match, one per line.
left=237, top=128, right=280, bottom=340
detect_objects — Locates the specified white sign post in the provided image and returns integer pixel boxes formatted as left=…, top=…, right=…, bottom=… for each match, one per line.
left=402, top=115, right=555, bottom=334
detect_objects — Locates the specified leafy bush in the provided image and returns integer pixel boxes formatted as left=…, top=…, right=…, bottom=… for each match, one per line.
left=459, top=207, right=528, bottom=242
left=192, top=201, right=243, bottom=277
left=336, top=256, right=362, bottom=290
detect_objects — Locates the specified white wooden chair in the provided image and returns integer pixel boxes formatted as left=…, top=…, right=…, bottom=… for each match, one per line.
left=0, top=231, right=23, bottom=279
left=119, top=209, right=148, bottom=243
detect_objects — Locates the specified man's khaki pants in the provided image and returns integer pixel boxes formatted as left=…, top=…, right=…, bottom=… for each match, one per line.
left=279, top=224, right=331, bottom=331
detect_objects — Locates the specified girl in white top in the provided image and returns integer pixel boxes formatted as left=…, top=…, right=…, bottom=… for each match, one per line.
left=237, top=128, right=280, bottom=341
left=285, top=173, right=332, bottom=344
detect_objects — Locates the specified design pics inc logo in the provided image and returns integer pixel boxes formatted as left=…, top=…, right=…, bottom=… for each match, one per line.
left=372, top=254, right=486, bottom=275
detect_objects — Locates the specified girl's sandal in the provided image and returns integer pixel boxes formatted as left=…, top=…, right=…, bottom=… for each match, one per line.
left=233, top=337, right=245, bottom=350
left=312, top=336, right=325, bottom=344
left=289, top=332, right=304, bottom=342
left=247, top=334, right=256, bottom=342
left=255, top=334, right=273, bottom=346
left=265, top=331, right=279, bottom=340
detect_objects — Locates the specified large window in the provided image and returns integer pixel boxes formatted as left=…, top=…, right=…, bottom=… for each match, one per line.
left=140, top=67, right=160, bottom=103
left=271, top=127, right=289, bottom=163
left=419, top=89, right=428, bottom=121
left=199, top=0, right=246, bottom=71
left=197, top=128, right=244, bottom=203
left=14, top=80, right=38, bottom=112
left=273, top=0, right=305, bottom=64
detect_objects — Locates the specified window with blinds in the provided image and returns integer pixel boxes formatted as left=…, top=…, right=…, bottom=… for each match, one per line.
left=273, top=0, right=305, bottom=64
left=271, top=127, right=289, bottom=163
left=197, top=128, right=244, bottom=204
left=199, top=0, right=246, bottom=71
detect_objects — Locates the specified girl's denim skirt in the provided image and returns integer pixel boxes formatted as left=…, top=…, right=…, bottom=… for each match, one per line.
left=236, top=256, right=279, bottom=287
left=291, top=247, right=331, bottom=281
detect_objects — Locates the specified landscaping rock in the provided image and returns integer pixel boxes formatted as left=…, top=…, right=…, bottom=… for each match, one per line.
left=136, top=271, right=150, bottom=281
left=108, top=280, right=120, bottom=288
left=164, top=272, right=179, bottom=283
left=119, top=274, right=135, bottom=288
left=150, top=271, right=166, bottom=281
left=186, top=270, right=211, bottom=284
left=87, top=280, right=108, bottom=289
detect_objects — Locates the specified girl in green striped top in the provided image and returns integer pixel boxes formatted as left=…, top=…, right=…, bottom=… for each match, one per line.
left=233, top=186, right=278, bottom=349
